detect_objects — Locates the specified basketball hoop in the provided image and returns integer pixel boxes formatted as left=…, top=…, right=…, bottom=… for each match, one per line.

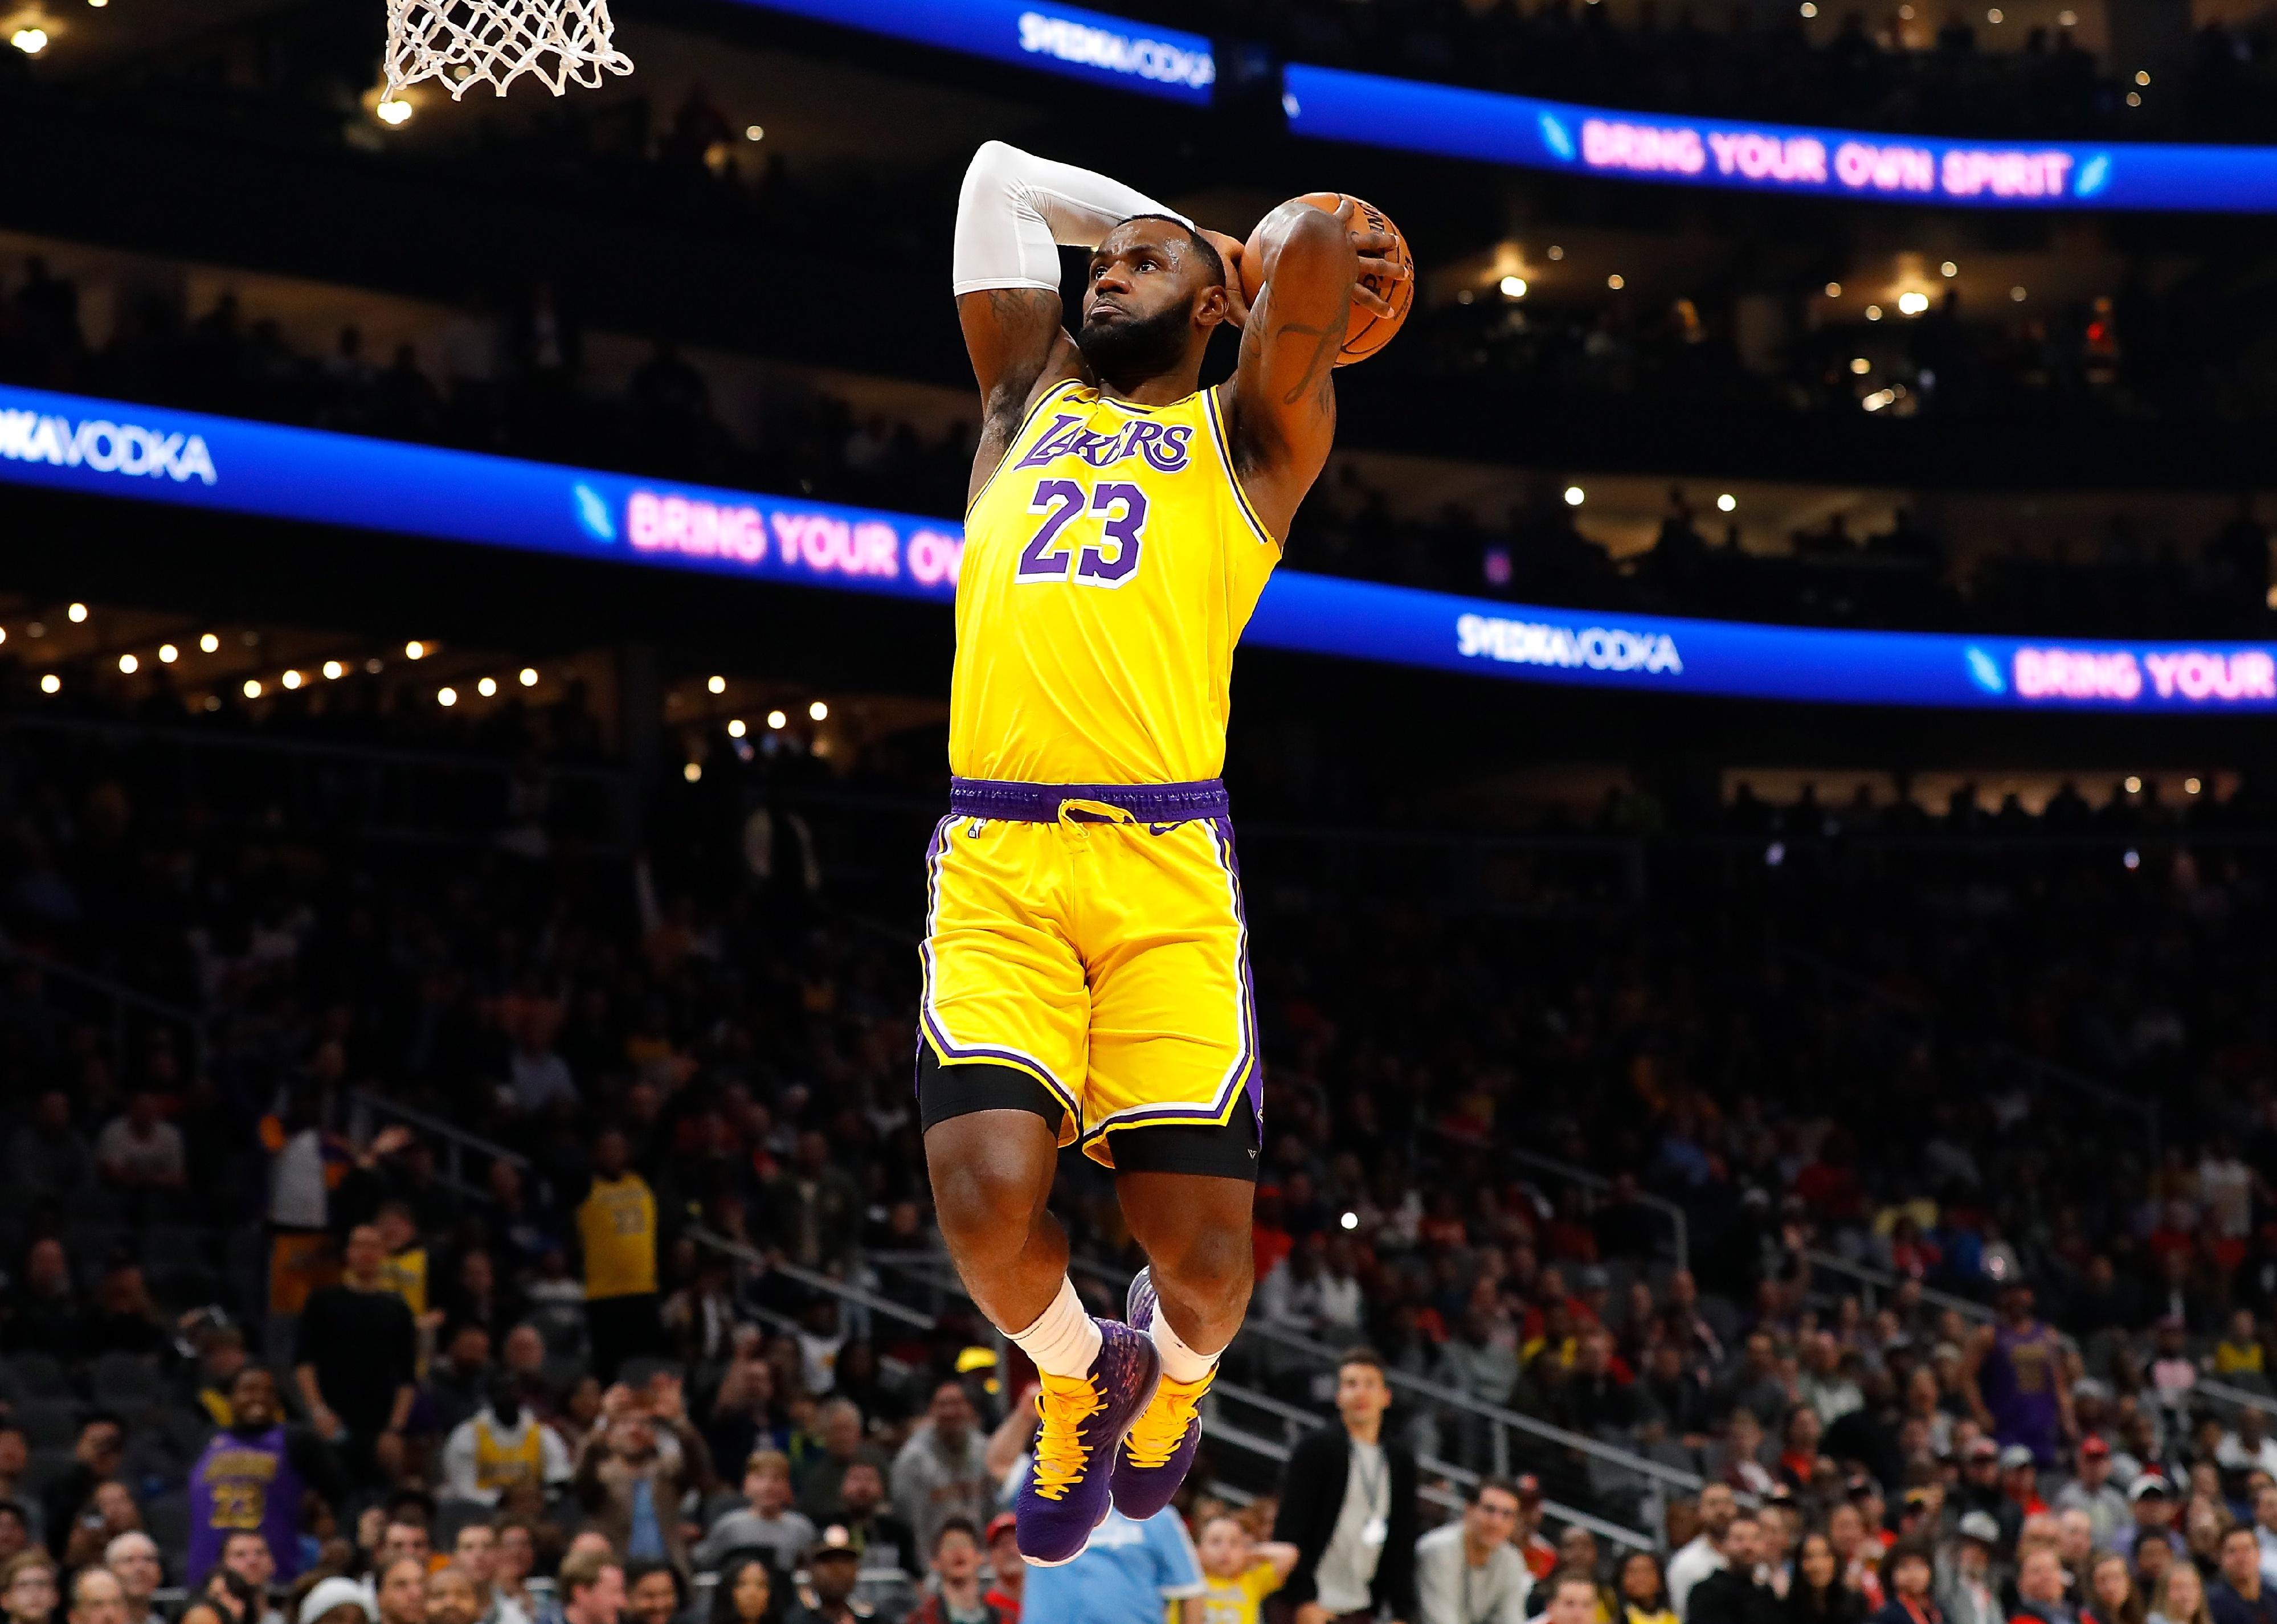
left=384, top=0, right=633, bottom=99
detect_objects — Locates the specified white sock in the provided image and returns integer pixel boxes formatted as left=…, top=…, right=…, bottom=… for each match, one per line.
left=1008, top=1277, right=1102, bottom=1378
left=1151, top=1309, right=1223, bottom=1384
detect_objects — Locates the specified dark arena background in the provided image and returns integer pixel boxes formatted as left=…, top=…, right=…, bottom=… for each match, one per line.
left=4, top=0, right=2277, bottom=1622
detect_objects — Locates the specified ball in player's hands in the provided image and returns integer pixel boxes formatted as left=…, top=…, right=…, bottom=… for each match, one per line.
left=1240, top=191, right=1414, bottom=366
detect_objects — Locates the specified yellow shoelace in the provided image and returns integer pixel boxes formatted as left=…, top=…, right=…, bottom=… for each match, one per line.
left=1029, top=1370, right=1109, bottom=1501
left=1121, top=1370, right=1213, bottom=1470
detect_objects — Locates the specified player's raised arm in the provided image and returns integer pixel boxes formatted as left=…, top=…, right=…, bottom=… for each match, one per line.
left=953, top=141, right=1195, bottom=505
left=1220, top=198, right=1405, bottom=541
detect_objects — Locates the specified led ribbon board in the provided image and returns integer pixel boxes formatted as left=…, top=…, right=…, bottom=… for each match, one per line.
left=1281, top=62, right=2277, bottom=211
left=728, top=0, right=1215, bottom=102
left=3, top=382, right=2272, bottom=710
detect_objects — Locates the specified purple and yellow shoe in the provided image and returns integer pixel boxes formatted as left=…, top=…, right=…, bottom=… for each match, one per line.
left=1111, top=1266, right=1214, bottom=1521
left=1016, top=1318, right=1161, bottom=1566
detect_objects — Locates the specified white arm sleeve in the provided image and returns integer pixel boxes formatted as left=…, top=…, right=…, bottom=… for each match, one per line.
left=952, top=140, right=1191, bottom=296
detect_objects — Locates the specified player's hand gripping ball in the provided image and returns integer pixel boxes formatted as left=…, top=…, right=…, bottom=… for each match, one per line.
left=1238, top=191, right=1413, bottom=366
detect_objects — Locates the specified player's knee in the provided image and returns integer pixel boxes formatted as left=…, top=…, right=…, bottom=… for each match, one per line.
left=930, top=1152, right=1045, bottom=1258
left=1157, top=1223, right=1252, bottom=1316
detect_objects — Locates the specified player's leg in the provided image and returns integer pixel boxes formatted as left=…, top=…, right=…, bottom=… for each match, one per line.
left=1077, top=813, right=1261, bottom=1519
left=918, top=815, right=1159, bottom=1565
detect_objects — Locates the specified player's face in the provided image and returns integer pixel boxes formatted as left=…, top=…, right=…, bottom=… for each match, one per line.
left=1078, top=220, right=1220, bottom=384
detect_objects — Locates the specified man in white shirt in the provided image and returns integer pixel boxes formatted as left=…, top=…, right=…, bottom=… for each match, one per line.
left=94, top=1094, right=186, bottom=1193
left=1415, top=1478, right=1531, bottom=1624
left=2219, top=1410, right=2277, bottom=1482
left=2054, top=1438, right=2129, bottom=1550
left=1668, top=1483, right=1736, bottom=1619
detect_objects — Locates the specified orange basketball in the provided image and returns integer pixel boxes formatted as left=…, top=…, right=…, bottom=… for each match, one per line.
left=1240, top=191, right=1413, bottom=366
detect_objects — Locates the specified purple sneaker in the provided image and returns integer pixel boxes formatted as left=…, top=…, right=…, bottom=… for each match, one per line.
left=1016, top=1318, right=1161, bottom=1566
left=1111, top=1266, right=1214, bottom=1520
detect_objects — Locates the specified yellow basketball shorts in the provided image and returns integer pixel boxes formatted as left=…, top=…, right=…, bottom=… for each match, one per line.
left=917, top=777, right=1261, bottom=1169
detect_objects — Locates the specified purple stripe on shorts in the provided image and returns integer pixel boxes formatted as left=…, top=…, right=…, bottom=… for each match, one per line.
left=947, top=776, right=1229, bottom=824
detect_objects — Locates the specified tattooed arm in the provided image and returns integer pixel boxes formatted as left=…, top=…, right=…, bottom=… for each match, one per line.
left=1220, top=198, right=1401, bottom=543
left=953, top=142, right=1191, bottom=506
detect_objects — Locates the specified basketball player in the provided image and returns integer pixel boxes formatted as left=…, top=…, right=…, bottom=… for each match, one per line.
left=922, top=141, right=1407, bottom=1565
left=1963, top=1280, right=2074, bottom=1466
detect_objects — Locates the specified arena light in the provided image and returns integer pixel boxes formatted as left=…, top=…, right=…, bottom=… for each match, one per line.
left=322, top=660, right=344, bottom=679
left=767, top=709, right=787, bottom=730
left=1865, top=305, right=1883, bottom=321
left=375, top=97, right=414, bottom=126
left=2010, top=285, right=2029, bottom=302
left=1606, top=273, right=1625, bottom=291
left=438, top=686, right=457, bottom=706
left=199, top=632, right=220, bottom=653
left=2186, top=776, right=2203, bottom=795
left=281, top=669, right=303, bottom=689
left=1824, top=281, right=1842, bottom=297
left=2058, top=7, right=2076, bottom=20
left=2124, top=774, right=2143, bottom=793
left=242, top=678, right=261, bottom=698
left=1498, top=275, right=1527, bottom=299
left=10, top=27, right=48, bottom=55
left=808, top=700, right=829, bottom=721
left=1765, top=840, right=1786, bottom=866
left=683, top=762, right=702, bottom=782
left=159, top=644, right=178, bottom=663
left=1896, top=291, right=1930, bottom=316
left=365, top=658, right=384, bottom=674
left=2127, top=92, right=2141, bottom=107
left=1340, top=1210, right=1360, bottom=1231
left=1850, top=357, right=1872, bottom=375
left=1985, top=7, right=2001, bottom=21
left=116, top=653, right=138, bottom=674
left=708, top=674, right=727, bottom=694
left=1940, top=260, right=1959, bottom=277
left=39, top=674, right=59, bottom=694
left=727, top=718, right=747, bottom=738
left=1546, top=245, right=1564, bottom=260
left=745, top=124, right=765, bottom=141
left=2124, top=848, right=2141, bottom=870
left=1564, top=485, right=1585, bottom=506
left=478, top=676, right=498, bottom=697
left=2135, top=69, right=2151, bottom=86
left=518, top=667, right=538, bottom=687
left=405, top=640, right=427, bottom=659
left=67, top=602, right=87, bottom=622
left=1717, top=493, right=1738, bottom=513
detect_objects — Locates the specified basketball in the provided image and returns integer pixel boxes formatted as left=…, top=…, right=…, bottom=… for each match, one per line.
left=1240, top=191, right=1415, bottom=366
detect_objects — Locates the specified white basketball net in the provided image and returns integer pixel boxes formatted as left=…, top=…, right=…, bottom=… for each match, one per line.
left=385, top=0, right=635, bottom=99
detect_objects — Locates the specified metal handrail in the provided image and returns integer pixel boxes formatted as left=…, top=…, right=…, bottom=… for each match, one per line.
left=1430, top=1131, right=1689, bottom=1274
left=0, top=933, right=211, bottom=1079
left=348, top=1087, right=530, bottom=1201
left=688, top=1224, right=938, bottom=1330
left=1213, top=1375, right=1654, bottom=1549
left=1799, top=1249, right=1995, bottom=1324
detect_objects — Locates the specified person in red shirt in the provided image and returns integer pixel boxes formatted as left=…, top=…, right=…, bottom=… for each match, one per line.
left=980, top=1513, right=1022, bottom=1621
left=2001, top=1446, right=2050, bottom=1519
left=1515, top=1476, right=1559, bottom=1581
left=1870, top=1544, right=1945, bottom=1624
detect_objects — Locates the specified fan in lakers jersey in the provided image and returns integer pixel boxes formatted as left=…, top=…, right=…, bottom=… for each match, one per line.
left=919, top=141, right=1410, bottom=1568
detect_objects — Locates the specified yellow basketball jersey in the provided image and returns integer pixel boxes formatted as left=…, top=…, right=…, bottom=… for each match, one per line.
left=472, top=1415, right=546, bottom=1493
left=576, top=1172, right=657, bottom=1299
left=950, top=381, right=1280, bottom=784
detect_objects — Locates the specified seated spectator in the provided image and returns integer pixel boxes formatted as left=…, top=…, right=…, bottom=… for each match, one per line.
left=66, top=1566, right=128, bottom=1624
left=890, top=1382, right=991, bottom=1557
left=428, top=1569, right=484, bottom=1624
left=372, top=1558, right=430, bottom=1624
left=2014, top=1547, right=2082, bottom=1624
left=2057, top=1439, right=2129, bottom=1551
left=707, top=1557, right=778, bottom=1624
left=906, top=1518, right=1004, bottom=1624
left=0, top=1506, right=26, bottom=1568
left=0, top=1552, right=55, bottom=1624
left=791, top=1401, right=886, bottom=1525
left=103, top=1533, right=162, bottom=1624
left=2117, top=1478, right=2186, bottom=1561
left=449, top=1524, right=529, bottom=1624
left=299, top=1578, right=377, bottom=1624
left=980, top=1513, right=1021, bottom=1621
left=428, top=1326, right=495, bottom=1439
left=695, top=1451, right=814, bottom=1573
left=179, top=1568, right=261, bottom=1624
left=442, top=1383, right=571, bottom=1508
left=1669, top=1486, right=1736, bottom=1617
left=1690, top=1516, right=1777, bottom=1624
left=1618, top=1552, right=1677, bottom=1624
left=83, top=1263, right=168, bottom=1361
left=2221, top=1415, right=2277, bottom=1483
left=93, top=1092, right=186, bottom=1196
left=9, top=1092, right=91, bottom=1208
left=42, top=1415, right=124, bottom=1560
left=1870, top=1545, right=1941, bottom=1624
left=2211, top=1528, right=2277, bottom=1624
left=831, top=1461, right=915, bottom=1579
left=494, top=1522, right=544, bottom=1624
left=2076, top=1553, right=2140, bottom=1624
left=12, top=1240, right=85, bottom=1363
left=620, top=1563, right=682, bottom=1624
left=783, top=1528, right=865, bottom=1624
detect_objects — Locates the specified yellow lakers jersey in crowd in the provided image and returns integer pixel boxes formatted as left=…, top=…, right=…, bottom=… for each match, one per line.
left=950, top=381, right=1281, bottom=785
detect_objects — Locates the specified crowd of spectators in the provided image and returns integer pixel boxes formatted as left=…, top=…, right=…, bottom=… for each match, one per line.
left=4, top=257, right=2271, bottom=639
left=1116, top=0, right=2277, bottom=144
left=0, top=637, right=2275, bottom=1622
